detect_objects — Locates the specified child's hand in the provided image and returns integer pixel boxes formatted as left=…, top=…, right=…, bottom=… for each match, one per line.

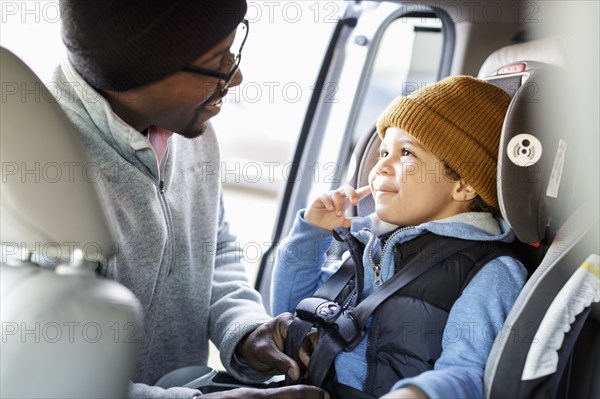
left=304, top=185, right=371, bottom=231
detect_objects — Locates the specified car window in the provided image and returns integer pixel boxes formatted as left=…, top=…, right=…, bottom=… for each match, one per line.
left=353, top=16, right=444, bottom=143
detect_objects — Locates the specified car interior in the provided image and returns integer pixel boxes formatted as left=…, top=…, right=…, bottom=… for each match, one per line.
left=1, top=1, right=598, bottom=398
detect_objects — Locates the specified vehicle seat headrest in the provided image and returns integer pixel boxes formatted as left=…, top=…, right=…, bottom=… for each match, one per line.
left=0, top=47, right=115, bottom=264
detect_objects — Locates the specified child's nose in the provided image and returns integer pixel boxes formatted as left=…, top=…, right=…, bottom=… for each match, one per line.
left=375, top=158, right=393, bottom=175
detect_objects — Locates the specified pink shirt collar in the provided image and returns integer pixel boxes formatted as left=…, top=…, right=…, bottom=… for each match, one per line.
left=147, top=125, right=173, bottom=165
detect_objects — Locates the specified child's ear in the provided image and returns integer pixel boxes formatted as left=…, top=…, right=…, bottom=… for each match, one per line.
left=452, top=179, right=478, bottom=202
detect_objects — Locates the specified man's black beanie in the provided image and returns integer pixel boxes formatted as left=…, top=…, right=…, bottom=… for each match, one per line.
left=59, top=0, right=247, bottom=91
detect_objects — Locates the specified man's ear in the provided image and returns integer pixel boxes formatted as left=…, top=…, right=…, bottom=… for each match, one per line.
left=452, top=179, right=478, bottom=202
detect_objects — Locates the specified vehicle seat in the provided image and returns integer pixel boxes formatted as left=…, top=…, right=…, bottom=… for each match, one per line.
left=1, top=47, right=142, bottom=399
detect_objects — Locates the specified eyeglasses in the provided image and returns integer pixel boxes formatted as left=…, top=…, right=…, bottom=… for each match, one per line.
left=182, top=19, right=249, bottom=91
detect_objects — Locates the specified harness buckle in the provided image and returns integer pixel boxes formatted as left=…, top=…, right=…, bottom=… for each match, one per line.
left=296, top=297, right=342, bottom=323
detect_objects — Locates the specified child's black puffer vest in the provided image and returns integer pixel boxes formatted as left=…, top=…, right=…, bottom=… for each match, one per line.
left=333, top=227, right=513, bottom=398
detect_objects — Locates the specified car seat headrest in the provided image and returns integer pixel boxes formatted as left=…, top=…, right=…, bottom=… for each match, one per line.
left=0, top=47, right=115, bottom=265
left=497, top=66, right=576, bottom=244
left=478, top=36, right=568, bottom=79
left=349, top=37, right=575, bottom=241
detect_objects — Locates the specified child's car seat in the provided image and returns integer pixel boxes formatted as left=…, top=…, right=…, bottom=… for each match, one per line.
left=345, top=36, right=599, bottom=399
left=0, top=47, right=142, bottom=398
left=478, top=38, right=599, bottom=399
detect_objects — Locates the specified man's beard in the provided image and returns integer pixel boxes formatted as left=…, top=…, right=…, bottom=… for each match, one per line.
left=179, top=108, right=208, bottom=139
left=179, top=89, right=225, bottom=139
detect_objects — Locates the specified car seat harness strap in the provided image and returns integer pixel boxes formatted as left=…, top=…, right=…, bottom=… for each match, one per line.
left=285, top=236, right=480, bottom=395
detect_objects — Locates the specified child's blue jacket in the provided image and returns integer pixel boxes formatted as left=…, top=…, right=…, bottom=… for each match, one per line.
left=272, top=211, right=527, bottom=398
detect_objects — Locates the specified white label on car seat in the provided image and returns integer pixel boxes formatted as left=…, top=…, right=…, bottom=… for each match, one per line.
left=521, top=254, right=600, bottom=381
left=507, top=134, right=543, bottom=167
left=546, top=139, right=567, bottom=198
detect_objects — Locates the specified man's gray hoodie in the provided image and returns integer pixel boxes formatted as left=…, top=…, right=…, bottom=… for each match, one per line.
left=53, top=60, right=271, bottom=398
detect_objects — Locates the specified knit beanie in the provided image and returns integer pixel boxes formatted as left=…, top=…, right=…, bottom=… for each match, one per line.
left=60, top=0, right=247, bottom=91
left=376, top=76, right=510, bottom=209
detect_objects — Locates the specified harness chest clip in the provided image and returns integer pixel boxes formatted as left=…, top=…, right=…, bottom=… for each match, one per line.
left=296, top=297, right=342, bottom=324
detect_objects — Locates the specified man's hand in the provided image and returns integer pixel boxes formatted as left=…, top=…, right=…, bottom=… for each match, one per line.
left=304, top=185, right=371, bottom=231
left=201, top=385, right=329, bottom=399
left=236, top=313, right=315, bottom=381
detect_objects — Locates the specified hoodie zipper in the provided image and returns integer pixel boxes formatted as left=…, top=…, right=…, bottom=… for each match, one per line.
left=367, top=226, right=415, bottom=286
left=156, top=159, right=174, bottom=277
left=132, top=143, right=173, bottom=317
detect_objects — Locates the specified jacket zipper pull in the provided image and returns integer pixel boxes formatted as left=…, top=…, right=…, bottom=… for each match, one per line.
left=374, top=267, right=382, bottom=286
left=159, top=180, right=165, bottom=194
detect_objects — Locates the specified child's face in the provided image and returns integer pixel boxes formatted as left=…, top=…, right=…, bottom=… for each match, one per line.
left=368, top=127, right=468, bottom=226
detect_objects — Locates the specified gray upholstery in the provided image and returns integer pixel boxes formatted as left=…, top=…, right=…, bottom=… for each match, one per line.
left=1, top=47, right=115, bottom=264
left=484, top=203, right=598, bottom=398
left=1, top=263, right=142, bottom=398
left=0, top=47, right=142, bottom=398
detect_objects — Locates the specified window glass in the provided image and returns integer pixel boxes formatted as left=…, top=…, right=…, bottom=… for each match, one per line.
left=352, top=16, right=443, bottom=142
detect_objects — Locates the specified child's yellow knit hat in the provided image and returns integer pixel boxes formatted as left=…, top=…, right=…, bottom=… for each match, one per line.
left=376, top=75, right=510, bottom=209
